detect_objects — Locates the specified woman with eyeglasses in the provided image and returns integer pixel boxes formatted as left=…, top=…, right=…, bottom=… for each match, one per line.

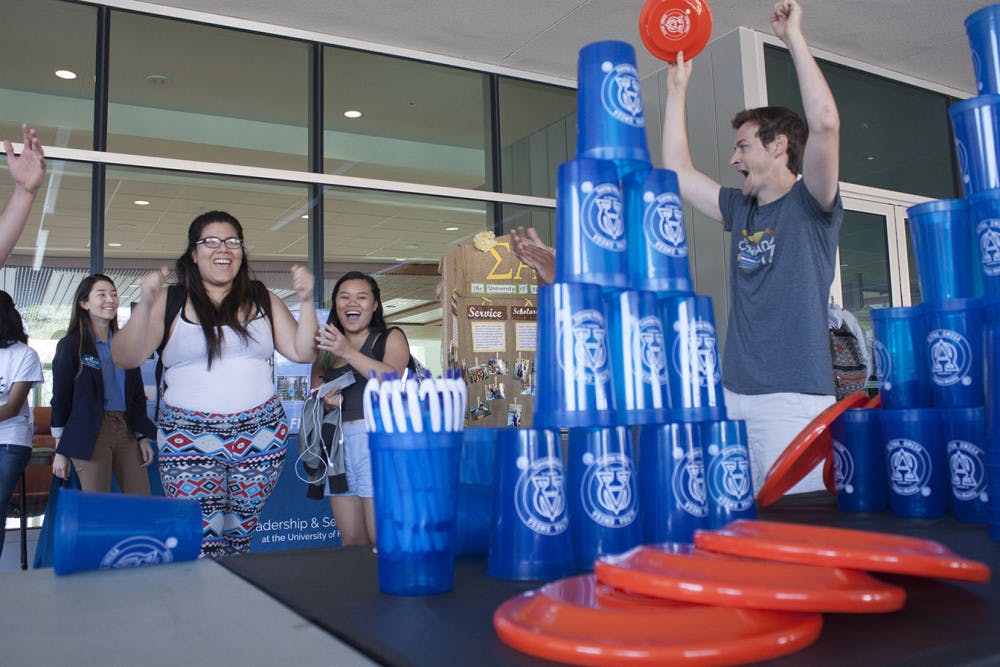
left=50, top=274, right=156, bottom=493
left=0, top=291, right=43, bottom=560
left=113, top=211, right=318, bottom=557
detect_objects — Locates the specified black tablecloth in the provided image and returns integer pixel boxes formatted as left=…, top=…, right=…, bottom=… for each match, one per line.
left=220, top=494, right=1000, bottom=666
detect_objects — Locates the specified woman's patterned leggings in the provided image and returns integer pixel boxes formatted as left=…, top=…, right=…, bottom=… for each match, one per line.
left=158, top=396, right=288, bottom=558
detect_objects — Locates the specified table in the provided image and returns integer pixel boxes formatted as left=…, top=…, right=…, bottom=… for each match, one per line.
left=219, top=493, right=1000, bottom=667
left=1, top=559, right=378, bottom=667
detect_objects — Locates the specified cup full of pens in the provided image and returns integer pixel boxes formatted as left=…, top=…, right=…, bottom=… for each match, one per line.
left=366, top=368, right=467, bottom=595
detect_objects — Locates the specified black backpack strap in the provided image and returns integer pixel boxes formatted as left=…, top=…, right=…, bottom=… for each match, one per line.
left=154, top=285, right=186, bottom=419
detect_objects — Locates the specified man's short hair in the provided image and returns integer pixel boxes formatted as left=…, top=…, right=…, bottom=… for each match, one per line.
left=731, top=106, right=806, bottom=175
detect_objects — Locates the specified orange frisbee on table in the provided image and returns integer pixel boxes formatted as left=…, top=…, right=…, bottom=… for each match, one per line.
left=594, top=544, right=905, bottom=613
left=756, top=391, right=869, bottom=507
left=695, top=520, right=992, bottom=583
left=639, top=0, right=713, bottom=63
left=493, top=573, right=822, bottom=666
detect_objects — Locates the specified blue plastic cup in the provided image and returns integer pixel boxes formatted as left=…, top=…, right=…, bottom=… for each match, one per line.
left=461, top=427, right=499, bottom=486
left=54, top=490, right=201, bottom=576
left=966, top=5, right=1000, bottom=94
left=623, top=168, right=694, bottom=294
left=605, top=289, right=671, bottom=425
left=969, top=188, right=1000, bottom=295
left=941, top=407, right=989, bottom=524
left=637, top=422, right=708, bottom=543
left=986, top=298, right=1000, bottom=456
left=923, top=298, right=985, bottom=408
left=871, top=306, right=931, bottom=408
left=454, top=483, right=492, bottom=556
left=880, top=408, right=948, bottom=518
left=660, top=294, right=726, bottom=422
left=487, top=428, right=575, bottom=580
left=830, top=408, right=887, bottom=512
left=700, top=420, right=756, bottom=528
left=554, top=158, right=628, bottom=287
left=576, top=40, right=650, bottom=165
left=534, top=282, right=617, bottom=428
left=566, top=426, right=641, bottom=570
left=369, top=431, right=462, bottom=595
left=906, top=199, right=976, bottom=301
left=949, top=95, right=1000, bottom=197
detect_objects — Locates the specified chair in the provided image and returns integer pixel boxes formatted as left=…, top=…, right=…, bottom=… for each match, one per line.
left=8, top=407, right=56, bottom=570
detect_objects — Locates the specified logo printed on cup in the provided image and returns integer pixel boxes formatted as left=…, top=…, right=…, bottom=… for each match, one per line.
left=636, top=316, right=669, bottom=384
left=673, top=319, right=721, bottom=388
left=672, top=447, right=708, bottom=517
left=927, top=329, right=973, bottom=386
left=580, top=181, right=626, bottom=252
left=643, top=190, right=687, bottom=257
left=947, top=440, right=987, bottom=502
left=579, top=452, right=638, bottom=527
left=599, top=61, right=644, bottom=127
left=832, top=439, right=855, bottom=494
left=978, top=219, right=1000, bottom=276
left=706, top=445, right=753, bottom=511
left=872, top=339, right=893, bottom=389
left=558, top=309, right=612, bottom=385
left=99, top=536, right=179, bottom=569
left=887, top=438, right=935, bottom=497
left=514, top=456, right=569, bottom=535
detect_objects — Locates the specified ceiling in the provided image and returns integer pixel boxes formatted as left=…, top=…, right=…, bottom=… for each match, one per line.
left=132, top=0, right=988, bottom=95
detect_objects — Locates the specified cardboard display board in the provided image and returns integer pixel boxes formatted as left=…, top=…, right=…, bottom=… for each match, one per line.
left=441, top=234, right=539, bottom=427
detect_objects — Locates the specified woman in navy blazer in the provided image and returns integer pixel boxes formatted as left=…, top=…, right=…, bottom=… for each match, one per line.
left=51, top=274, right=156, bottom=493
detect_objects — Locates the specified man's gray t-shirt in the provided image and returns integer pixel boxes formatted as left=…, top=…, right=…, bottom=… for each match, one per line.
left=719, top=180, right=843, bottom=396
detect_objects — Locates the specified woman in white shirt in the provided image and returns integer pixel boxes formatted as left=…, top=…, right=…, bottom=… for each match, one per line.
left=112, top=211, right=317, bottom=557
left=0, top=291, right=43, bottom=559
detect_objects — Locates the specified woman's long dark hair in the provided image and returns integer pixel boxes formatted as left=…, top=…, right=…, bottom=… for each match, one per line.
left=317, top=271, right=386, bottom=369
left=174, top=210, right=269, bottom=366
left=0, top=291, right=28, bottom=349
left=66, top=274, right=118, bottom=373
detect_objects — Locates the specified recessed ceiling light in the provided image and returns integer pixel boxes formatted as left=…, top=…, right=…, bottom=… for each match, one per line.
left=445, top=226, right=459, bottom=231
left=145, top=74, right=170, bottom=85
left=344, top=110, right=362, bottom=119
left=300, top=214, right=308, bottom=219
left=394, top=257, right=407, bottom=262
left=55, top=69, right=77, bottom=80
left=133, top=200, right=150, bottom=206
left=107, top=242, right=122, bottom=247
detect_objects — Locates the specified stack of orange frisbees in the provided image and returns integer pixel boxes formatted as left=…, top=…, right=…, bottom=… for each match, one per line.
left=492, top=521, right=991, bottom=666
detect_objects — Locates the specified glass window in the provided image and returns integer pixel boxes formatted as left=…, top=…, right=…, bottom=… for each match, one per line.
left=839, top=209, right=892, bottom=341
left=500, top=203, right=555, bottom=247
left=108, top=12, right=309, bottom=170
left=324, top=47, right=488, bottom=189
left=0, top=0, right=96, bottom=150
left=498, top=77, right=576, bottom=198
left=764, top=46, right=959, bottom=200
left=903, top=220, right=922, bottom=306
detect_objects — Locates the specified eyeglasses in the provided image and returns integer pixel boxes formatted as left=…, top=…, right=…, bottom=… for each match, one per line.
left=196, top=236, right=243, bottom=249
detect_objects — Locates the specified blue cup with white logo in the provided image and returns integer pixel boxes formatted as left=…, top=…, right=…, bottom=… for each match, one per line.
left=906, top=199, right=977, bottom=301
left=871, top=306, right=931, bottom=409
left=830, top=408, right=887, bottom=512
left=555, top=158, right=628, bottom=288
left=700, top=420, right=756, bottom=527
left=923, top=298, right=984, bottom=408
left=638, top=422, right=708, bottom=544
left=941, top=407, right=989, bottom=524
left=487, top=428, right=575, bottom=580
left=461, top=427, right=499, bottom=486
left=54, top=490, right=201, bottom=576
left=969, top=188, right=1000, bottom=295
left=534, top=282, right=617, bottom=428
left=661, top=294, right=726, bottom=422
left=566, top=426, right=641, bottom=570
left=623, top=168, right=693, bottom=294
left=949, top=95, right=1000, bottom=197
left=605, top=289, right=670, bottom=425
left=966, top=5, right=1000, bottom=94
left=880, top=408, right=948, bottom=518
left=576, top=40, right=650, bottom=167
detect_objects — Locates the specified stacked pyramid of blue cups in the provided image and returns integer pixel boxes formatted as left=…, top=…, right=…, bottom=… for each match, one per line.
left=515, top=40, right=754, bottom=577
left=958, top=3, right=1000, bottom=539
left=861, top=4, right=1000, bottom=530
